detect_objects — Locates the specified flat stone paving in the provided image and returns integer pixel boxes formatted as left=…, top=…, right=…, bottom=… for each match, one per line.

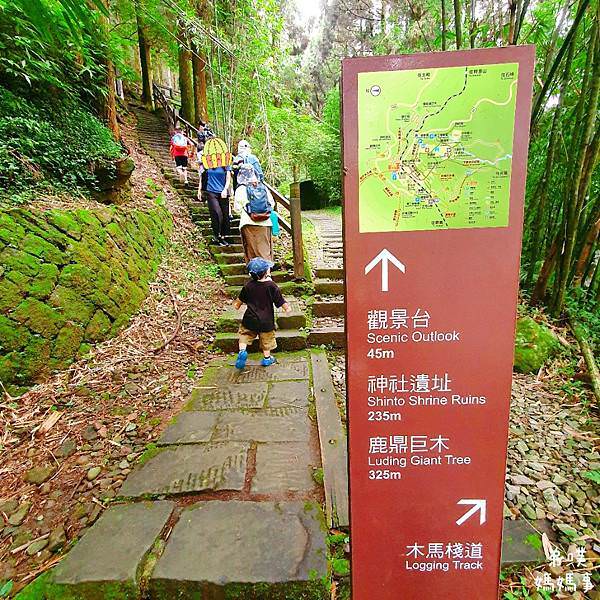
left=52, top=501, right=174, bottom=592
left=35, top=352, right=327, bottom=598
left=150, top=501, right=327, bottom=597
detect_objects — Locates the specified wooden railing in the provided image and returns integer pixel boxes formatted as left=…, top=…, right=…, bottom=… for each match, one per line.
left=152, top=83, right=305, bottom=280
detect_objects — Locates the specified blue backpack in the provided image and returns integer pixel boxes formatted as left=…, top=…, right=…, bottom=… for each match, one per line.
left=245, top=184, right=271, bottom=221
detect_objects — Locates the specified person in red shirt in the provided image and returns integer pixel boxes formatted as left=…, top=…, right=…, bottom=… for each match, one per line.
left=169, top=128, right=192, bottom=185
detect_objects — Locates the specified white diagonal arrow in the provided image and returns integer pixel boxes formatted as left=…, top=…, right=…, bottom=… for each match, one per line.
left=456, top=499, right=487, bottom=526
left=364, top=249, right=406, bottom=292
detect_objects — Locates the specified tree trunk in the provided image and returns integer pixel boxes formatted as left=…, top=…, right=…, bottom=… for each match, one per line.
left=469, top=0, right=476, bottom=48
left=551, top=7, right=600, bottom=316
left=441, top=0, right=447, bottom=50
left=98, top=1, right=119, bottom=140
left=573, top=217, right=600, bottom=286
left=532, top=236, right=559, bottom=305
left=507, top=0, right=517, bottom=44
left=135, top=0, right=153, bottom=110
left=453, top=0, right=462, bottom=49
left=177, top=24, right=195, bottom=125
left=525, top=34, right=575, bottom=289
left=192, top=43, right=209, bottom=126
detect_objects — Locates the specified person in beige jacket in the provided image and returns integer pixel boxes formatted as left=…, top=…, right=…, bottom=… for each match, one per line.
left=233, top=163, right=275, bottom=263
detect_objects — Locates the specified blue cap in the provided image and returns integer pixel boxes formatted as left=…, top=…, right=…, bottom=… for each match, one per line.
left=247, top=257, right=274, bottom=276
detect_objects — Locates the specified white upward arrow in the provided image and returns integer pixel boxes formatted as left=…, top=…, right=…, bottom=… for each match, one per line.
left=364, top=249, right=406, bottom=292
left=456, top=499, right=487, bottom=526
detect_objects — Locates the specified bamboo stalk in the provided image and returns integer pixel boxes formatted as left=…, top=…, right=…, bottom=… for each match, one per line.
left=569, top=317, right=600, bottom=405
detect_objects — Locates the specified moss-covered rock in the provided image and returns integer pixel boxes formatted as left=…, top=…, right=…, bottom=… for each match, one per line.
left=85, top=310, right=111, bottom=341
left=12, top=297, right=64, bottom=336
left=28, top=263, right=59, bottom=299
left=0, top=314, right=31, bottom=352
left=514, top=316, right=561, bottom=373
left=21, top=233, right=68, bottom=264
left=53, top=322, right=85, bottom=363
left=0, top=205, right=172, bottom=390
left=49, top=286, right=95, bottom=324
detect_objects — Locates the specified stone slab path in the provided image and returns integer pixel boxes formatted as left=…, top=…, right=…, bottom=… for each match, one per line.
left=22, top=354, right=329, bottom=599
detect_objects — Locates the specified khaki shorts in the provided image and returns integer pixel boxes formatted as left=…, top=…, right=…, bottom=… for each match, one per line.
left=238, top=325, right=277, bottom=351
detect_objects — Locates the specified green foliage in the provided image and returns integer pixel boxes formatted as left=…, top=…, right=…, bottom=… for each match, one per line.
left=0, top=86, right=122, bottom=205
left=583, top=469, right=600, bottom=484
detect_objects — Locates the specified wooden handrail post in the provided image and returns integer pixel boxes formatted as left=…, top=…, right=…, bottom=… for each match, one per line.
left=290, top=194, right=304, bottom=281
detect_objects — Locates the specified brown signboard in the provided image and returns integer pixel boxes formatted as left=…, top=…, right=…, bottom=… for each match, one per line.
left=342, top=46, right=535, bottom=599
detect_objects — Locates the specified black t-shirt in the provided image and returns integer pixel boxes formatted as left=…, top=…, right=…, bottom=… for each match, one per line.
left=239, top=279, right=286, bottom=332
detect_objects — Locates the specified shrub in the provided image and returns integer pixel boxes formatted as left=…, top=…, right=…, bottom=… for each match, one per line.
left=0, top=86, right=123, bottom=205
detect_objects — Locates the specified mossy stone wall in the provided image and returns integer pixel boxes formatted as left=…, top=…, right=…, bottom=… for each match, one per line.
left=0, top=205, right=172, bottom=391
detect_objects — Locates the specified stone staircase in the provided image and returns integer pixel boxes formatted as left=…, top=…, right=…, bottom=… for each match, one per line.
left=304, top=212, right=346, bottom=349
left=134, top=107, right=310, bottom=353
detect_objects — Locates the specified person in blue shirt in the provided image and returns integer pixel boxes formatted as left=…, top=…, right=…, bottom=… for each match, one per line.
left=204, top=164, right=232, bottom=247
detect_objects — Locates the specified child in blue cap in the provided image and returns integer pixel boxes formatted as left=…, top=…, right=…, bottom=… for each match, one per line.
left=233, top=257, right=291, bottom=369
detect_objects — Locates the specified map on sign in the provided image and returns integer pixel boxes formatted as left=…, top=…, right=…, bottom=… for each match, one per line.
left=358, top=63, right=519, bottom=232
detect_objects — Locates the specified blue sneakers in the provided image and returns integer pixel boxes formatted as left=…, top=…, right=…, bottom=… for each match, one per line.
left=235, top=349, right=248, bottom=370
left=261, top=356, right=277, bottom=367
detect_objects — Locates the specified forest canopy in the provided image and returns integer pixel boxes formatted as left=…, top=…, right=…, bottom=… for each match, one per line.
left=0, top=0, right=598, bottom=322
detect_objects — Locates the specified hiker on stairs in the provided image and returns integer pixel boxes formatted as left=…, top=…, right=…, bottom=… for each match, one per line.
left=233, top=163, right=275, bottom=263
left=169, top=128, right=193, bottom=185
left=232, top=139, right=264, bottom=189
left=201, top=138, right=234, bottom=247
left=234, top=257, right=291, bottom=369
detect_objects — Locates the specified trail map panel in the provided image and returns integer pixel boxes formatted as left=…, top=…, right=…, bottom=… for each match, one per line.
left=359, top=63, right=518, bottom=232
left=343, top=47, right=535, bottom=600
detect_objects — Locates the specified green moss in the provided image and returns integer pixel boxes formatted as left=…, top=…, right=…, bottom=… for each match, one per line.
left=312, top=467, right=324, bottom=486
left=21, top=233, right=67, bottom=264
left=85, top=310, right=112, bottom=342
left=514, top=316, right=561, bottom=373
left=0, top=278, right=25, bottom=312
left=0, top=314, right=30, bottom=351
left=19, top=337, right=52, bottom=382
left=73, top=209, right=102, bottom=230
left=14, top=570, right=138, bottom=600
left=0, top=247, right=42, bottom=277
left=331, top=558, right=350, bottom=578
left=137, top=443, right=163, bottom=466
left=49, top=286, right=95, bottom=324
left=12, top=297, right=64, bottom=336
left=6, top=269, right=31, bottom=291
left=77, top=342, right=92, bottom=357
left=149, top=579, right=329, bottom=599
left=28, top=263, right=59, bottom=299
left=0, top=212, right=26, bottom=245
left=58, top=264, right=95, bottom=291
left=53, top=322, right=85, bottom=361
left=45, top=211, right=82, bottom=239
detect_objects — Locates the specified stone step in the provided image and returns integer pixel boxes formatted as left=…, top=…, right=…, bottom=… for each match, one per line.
left=313, top=300, right=345, bottom=317
left=213, top=252, right=246, bottom=265
left=314, top=278, right=345, bottom=295
left=308, top=326, right=345, bottom=348
left=314, top=267, right=344, bottom=280
left=224, top=271, right=293, bottom=287
left=208, top=243, right=243, bottom=254
left=225, top=280, right=309, bottom=299
left=214, top=329, right=307, bottom=352
left=201, top=226, right=240, bottom=238
left=216, top=301, right=306, bottom=332
left=219, top=262, right=291, bottom=277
